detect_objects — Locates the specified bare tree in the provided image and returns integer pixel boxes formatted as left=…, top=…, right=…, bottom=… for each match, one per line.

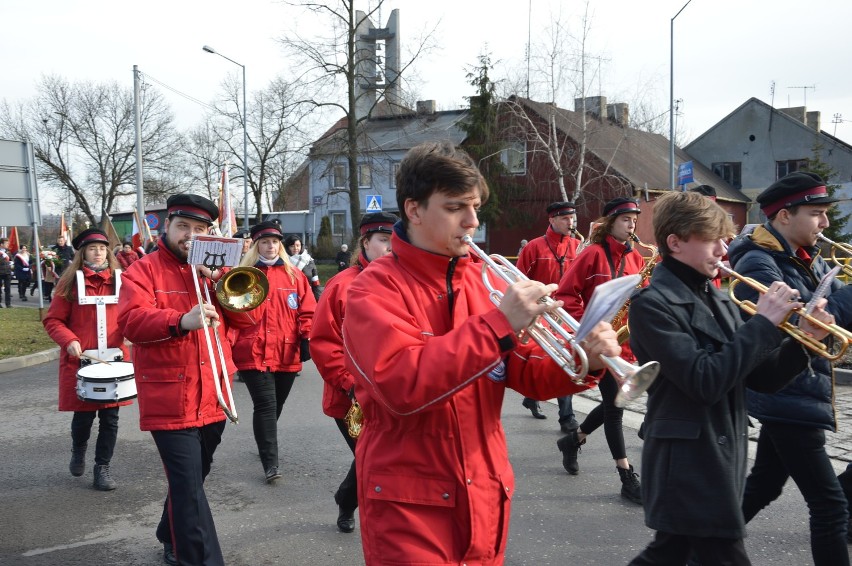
left=0, top=75, right=180, bottom=224
left=208, top=74, right=317, bottom=223
left=279, top=0, right=436, bottom=234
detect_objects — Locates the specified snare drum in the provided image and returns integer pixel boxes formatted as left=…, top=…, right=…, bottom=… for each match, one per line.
left=76, top=362, right=137, bottom=403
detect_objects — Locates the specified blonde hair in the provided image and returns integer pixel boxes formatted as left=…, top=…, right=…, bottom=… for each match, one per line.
left=653, top=191, right=736, bottom=257
left=240, top=238, right=296, bottom=282
left=55, top=245, right=120, bottom=302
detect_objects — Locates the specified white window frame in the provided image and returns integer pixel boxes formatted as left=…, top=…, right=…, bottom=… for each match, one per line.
left=330, top=212, right=347, bottom=236
left=501, top=141, right=526, bottom=175
left=358, top=163, right=372, bottom=188
left=332, top=164, right=346, bottom=189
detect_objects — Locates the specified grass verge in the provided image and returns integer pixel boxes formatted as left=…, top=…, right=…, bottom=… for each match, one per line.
left=0, top=308, right=56, bottom=360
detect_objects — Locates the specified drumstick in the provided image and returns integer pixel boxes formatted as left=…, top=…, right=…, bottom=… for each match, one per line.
left=80, top=353, right=113, bottom=366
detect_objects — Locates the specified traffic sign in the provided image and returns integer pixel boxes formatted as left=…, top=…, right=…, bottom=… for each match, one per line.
left=365, top=195, right=382, bottom=212
left=145, top=213, right=159, bottom=230
left=677, top=161, right=694, bottom=187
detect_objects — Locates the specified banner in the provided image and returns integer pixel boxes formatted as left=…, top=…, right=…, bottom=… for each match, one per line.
left=218, top=166, right=237, bottom=237
left=7, top=226, right=19, bottom=256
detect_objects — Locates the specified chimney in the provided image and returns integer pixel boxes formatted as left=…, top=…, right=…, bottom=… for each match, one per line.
left=778, top=106, right=806, bottom=124
left=416, top=100, right=437, bottom=115
left=574, top=96, right=607, bottom=119
left=806, top=110, right=821, bottom=131
left=607, top=103, right=630, bottom=127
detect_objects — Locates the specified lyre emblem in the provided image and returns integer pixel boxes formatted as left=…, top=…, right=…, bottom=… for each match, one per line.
left=203, top=252, right=227, bottom=271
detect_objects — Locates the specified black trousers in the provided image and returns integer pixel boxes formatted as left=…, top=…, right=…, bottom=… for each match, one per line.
left=16, top=276, right=29, bottom=298
left=70, top=407, right=119, bottom=465
left=333, top=418, right=358, bottom=512
left=742, top=422, right=849, bottom=566
left=628, top=531, right=751, bottom=565
left=241, top=370, right=297, bottom=471
left=0, top=274, right=10, bottom=306
left=578, top=371, right=627, bottom=460
left=153, top=421, right=226, bottom=566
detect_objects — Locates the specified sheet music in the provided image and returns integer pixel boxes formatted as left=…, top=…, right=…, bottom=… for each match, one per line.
left=574, top=274, right=642, bottom=343
left=187, top=235, right=243, bottom=268
left=804, top=265, right=840, bottom=315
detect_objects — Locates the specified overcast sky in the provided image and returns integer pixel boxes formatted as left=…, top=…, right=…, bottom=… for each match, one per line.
left=3, top=0, right=851, bottom=149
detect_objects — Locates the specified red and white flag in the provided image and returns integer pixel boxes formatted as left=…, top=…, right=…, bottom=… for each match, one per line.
left=218, top=166, right=237, bottom=238
left=59, top=213, right=71, bottom=242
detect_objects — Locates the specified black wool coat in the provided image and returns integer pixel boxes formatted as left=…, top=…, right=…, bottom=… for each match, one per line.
left=629, top=263, right=808, bottom=538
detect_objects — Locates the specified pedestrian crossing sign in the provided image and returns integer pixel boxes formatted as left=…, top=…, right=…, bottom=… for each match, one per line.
left=365, top=195, right=382, bottom=212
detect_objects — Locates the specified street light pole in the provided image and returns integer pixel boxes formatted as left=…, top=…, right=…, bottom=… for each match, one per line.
left=203, top=45, right=250, bottom=230
left=670, top=0, right=693, bottom=190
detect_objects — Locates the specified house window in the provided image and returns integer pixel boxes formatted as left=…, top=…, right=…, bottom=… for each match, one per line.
left=332, top=164, right=346, bottom=188
left=501, top=141, right=526, bottom=174
left=711, top=161, right=742, bottom=189
left=331, top=212, right=347, bottom=236
left=390, top=162, right=400, bottom=188
left=776, top=159, right=808, bottom=179
left=358, top=163, right=372, bottom=188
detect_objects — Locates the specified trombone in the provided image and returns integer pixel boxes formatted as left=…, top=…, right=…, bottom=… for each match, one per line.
left=817, top=233, right=852, bottom=279
left=717, top=261, right=852, bottom=360
left=189, top=237, right=269, bottom=423
left=462, top=235, right=659, bottom=407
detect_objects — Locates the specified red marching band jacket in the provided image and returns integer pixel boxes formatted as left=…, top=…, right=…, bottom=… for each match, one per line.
left=515, top=226, right=581, bottom=285
left=231, top=260, right=315, bottom=373
left=43, top=268, right=131, bottom=412
left=117, top=237, right=258, bottom=431
left=555, top=234, right=647, bottom=362
left=342, top=232, right=601, bottom=565
left=311, top=250, right=369, bottom=419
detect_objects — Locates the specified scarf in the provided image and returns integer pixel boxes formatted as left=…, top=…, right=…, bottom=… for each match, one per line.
left=83, top=260, right=109, bottom=272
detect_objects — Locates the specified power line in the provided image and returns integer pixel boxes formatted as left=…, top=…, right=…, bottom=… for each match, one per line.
left=139, top=71, right=216, bottom=112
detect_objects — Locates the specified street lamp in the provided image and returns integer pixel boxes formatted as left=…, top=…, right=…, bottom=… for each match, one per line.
left=670, top=0, right=693, bottom=190
left=203, top=45, right=249, bottom=230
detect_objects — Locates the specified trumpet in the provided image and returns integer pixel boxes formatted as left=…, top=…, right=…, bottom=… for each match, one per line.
left=612, top=234, right=659, bottom=345
left=718, top=261, right=852, bottom=360
left=817, top=233, right=852, bottom=279
left=462, top=235, right=659, bottom=407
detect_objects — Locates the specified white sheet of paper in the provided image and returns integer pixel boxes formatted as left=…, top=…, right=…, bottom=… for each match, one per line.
left=574, top=274, right=642, bottom=343
left=187, top=235, right=243, bottom=268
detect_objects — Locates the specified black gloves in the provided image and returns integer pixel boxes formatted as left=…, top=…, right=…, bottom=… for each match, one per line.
left=300, top=338, right=311, bottom=362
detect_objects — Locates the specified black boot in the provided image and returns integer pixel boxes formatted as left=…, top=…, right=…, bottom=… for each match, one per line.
left=556, top=430, right=584, bottom=475
left=69, top=443, right=87, bottom=477
left=837, top=468, right=852, bottom=543
left=617, top=464, right=642, bottom=504
left=93, top=464, right=117, bottom=491
left=521, top=398, right=547, bottom=419
left=336, top=505, right=356, bottom=533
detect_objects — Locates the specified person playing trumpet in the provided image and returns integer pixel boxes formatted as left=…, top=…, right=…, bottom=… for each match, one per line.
left=554, top=196, right=647, bottom=503
left=117, top=194, right=258, bottom=566
left=627, top=190, right=830, bottom=565
left=728, top=171, right=852, bottom=566
left=341, top=141, right=621, bottom=565
left=516, top=201, right=583, bottom=429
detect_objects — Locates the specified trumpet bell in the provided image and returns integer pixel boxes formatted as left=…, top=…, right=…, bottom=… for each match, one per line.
left=215, top=266, right=269, bottom=312
left=613, top=359, right=660, bottom=408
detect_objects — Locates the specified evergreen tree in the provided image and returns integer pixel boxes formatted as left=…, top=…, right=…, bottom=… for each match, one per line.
left=807, top=141, right=851, bottom=243
left=315, top=215, right=334, bottom=259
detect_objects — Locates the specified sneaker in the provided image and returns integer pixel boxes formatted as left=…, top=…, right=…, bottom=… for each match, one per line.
left=265, top=466, right=282, bottom=484
left=556, top=430, right=584, bottom=475
left=93, top=464, right=117, bottom=491
left=617, top=465, right=642, bottom=504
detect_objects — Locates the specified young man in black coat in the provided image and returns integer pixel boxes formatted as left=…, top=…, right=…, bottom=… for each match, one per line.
left=627, top=191, right=830, bottom=565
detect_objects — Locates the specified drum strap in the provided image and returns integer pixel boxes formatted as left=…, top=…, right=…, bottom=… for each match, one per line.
left=76, top=270, right=122, bottom=360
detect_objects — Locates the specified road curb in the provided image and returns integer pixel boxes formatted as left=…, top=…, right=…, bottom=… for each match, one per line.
left=0, top=348, right=59, bottom=374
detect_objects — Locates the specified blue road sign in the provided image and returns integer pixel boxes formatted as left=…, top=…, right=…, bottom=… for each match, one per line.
left=365, top=195, right=382, bottom=212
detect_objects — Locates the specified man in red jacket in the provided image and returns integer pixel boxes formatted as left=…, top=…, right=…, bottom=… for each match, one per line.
left=118, top=194, right=256, bottom=566
left=516, top=201, right=582, bottom=429
left=342, top=141, right=621, bottom=565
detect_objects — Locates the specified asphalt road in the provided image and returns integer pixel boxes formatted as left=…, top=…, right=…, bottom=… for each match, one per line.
left=0, top=360, right=827, bottom=565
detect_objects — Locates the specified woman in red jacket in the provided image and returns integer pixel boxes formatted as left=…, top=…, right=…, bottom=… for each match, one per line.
left=42, top=228, right=131, bottom=491
left=233, top=221, right=316, bottom=483
left=555, top=197, right=646, bottom=504
left=311, top=211, right=398, bottom=534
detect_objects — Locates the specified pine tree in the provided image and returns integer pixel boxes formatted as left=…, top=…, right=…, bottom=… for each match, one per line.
left=807, top=141, right=851, bottom=243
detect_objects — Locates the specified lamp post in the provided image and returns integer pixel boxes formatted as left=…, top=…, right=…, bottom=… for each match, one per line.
left=670, top=0, right=693, bottom=189
left=203, top=45, right=249, bottom=230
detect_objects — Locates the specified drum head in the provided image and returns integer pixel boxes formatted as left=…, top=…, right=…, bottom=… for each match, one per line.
left=77, top=361, right=135, bottom=381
